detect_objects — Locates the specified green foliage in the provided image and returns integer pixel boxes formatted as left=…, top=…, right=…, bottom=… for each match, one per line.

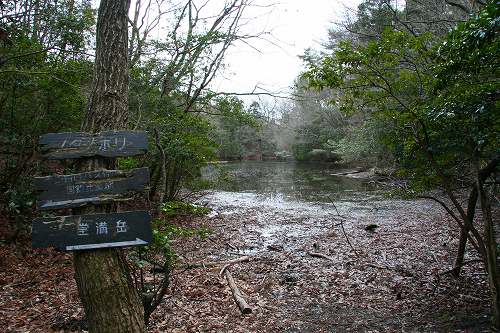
left=5, top=180, right=33, bottom=214
left=117, top=157, right=141, bottom=170
left=159, top=109, right=217, bottom=167
left=292, top=143, right=310, bottom=161
left=147, top=219, right=211, bottom=259
left=155, top=108, right=218, bottom=200
left=435, top=2, right=499, bottom=87
left=210, top=97, right=275, bottom=161
left=186, top=178, right=214, bottom=191
left=302, top=0, right=499, bottom=192
left=131, top=201, right=212, bottom=297
left=303, top=28, right=437, bottom=115
left=0, top=1, right=94, bottom=230
left=214, top=96, right=258, bottom=128
left=133, top=204, right=212, bottom=274
left=280, top=78, right=349, bottom=162
left=200, top=165, right=241, bottom=191
left=161, top=201, right=211, bottom=218
left=429, top=0, right=500, bottom=162
left=332, top=117, right=396, bottom=166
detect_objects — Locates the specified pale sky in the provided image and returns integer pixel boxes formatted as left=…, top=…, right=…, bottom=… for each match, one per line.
left=213, top=0, right=363, bottom=102
left=124, top=0, right=363, bottom=103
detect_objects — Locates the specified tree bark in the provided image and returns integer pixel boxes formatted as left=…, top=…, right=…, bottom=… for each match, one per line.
left=224, top=268, right=252, bottom=314
left=152, top=128, right=166, bottom=206
left=82, top=0, right=131, bottom=132
left=72, top=0, right=145, bottom=332
left=453, top=186, right=478, bottom=277
left=478, top=176, right=500, bottom=328
left=74, top=248, right=145, bottom=332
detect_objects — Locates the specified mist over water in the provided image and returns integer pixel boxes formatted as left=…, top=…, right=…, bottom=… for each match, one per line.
left=201, top=161, right=382, bottom=203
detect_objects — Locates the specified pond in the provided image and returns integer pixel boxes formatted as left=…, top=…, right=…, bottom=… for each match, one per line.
left=198, top=161, right=390, bottom=256
left=201, top=161, right=383, bottom=203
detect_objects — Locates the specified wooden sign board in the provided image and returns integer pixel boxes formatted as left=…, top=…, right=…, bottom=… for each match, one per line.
left=39, top=131, right=148, bottom=159
left=32, top=211, right=152, bottom=250
left=34, top=167, right=149, bottom=210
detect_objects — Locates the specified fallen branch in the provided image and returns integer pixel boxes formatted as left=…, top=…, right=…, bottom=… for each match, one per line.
left=219, top=263, right=232, bottom=276
left=328, top=196, right=359, bottom=257
left=5, top=279, right=37, bottom=288
left=224, top=268, right=252, bottom=314
left=172, top=300, right=195, bottom=317
left=181, top=256, right=251, bottom=269
left=330, top=169, right=364, bottom=176
left=307, top=251, right=334, bottom=261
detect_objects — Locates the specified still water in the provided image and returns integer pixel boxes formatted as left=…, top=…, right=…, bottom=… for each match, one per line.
left=198, top=161, right=390, bottom=256
left=202, top=161, right=381, bottom=203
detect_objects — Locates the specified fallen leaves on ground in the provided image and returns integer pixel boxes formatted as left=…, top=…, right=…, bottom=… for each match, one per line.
left=0, top=193, right=493, bottom=332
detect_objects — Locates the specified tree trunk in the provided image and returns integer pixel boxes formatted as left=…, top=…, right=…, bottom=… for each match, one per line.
left=82, top=0, right=131, bottom=132
left=477, top=168, right=500, bottom=328
left=151, top=128, right=166, bottom=206
left=453, top=186, right=478, bottom=277
left=72, top=0, right=145, bottom=332
left=453, top=228, right=468, bottom=277
left=74, top=247, right=145, bottom=332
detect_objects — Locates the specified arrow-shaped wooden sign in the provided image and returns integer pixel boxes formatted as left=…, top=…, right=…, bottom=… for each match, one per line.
left=39, top=131, right=148, bottom=159
left=34, top=167, right=149, bottom=210
left=32, top=211, right=152, bottom=250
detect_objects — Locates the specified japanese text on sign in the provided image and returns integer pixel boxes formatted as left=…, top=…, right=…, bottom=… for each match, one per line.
left=77, top=220, right=128, bottom=236
left=60, top=136, right=127, bottom=152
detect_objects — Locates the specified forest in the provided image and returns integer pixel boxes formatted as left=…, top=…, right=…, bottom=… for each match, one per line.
left=0, top=0, right=498, bottom=332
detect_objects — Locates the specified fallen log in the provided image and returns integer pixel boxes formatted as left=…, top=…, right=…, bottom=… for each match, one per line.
left=307, top=251, right=334, bottom=261
left=181, top=256, right=251, bottom=269
left=330, top=169, right=364, bottom=176
left=224, top=268, right=252, bottom=314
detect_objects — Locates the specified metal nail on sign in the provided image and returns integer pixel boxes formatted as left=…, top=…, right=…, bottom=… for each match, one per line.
left=39, top=131, right=148, bottom=159
left=32, top=211, right=152, bottom=250
left=34, top=167, right=150, bottom=210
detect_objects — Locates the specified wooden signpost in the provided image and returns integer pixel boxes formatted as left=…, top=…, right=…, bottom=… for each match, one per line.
left=39, top=131, right=148, bottom=159
left=32, top=211, right=152, bottom=250
left=32, top=131, right=152, bottom=251
left=35, top=168, right=149, bottom=210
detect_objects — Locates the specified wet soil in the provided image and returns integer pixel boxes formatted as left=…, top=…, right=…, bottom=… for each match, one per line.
left=0, top=167, right=494, bottom=332
left=145, top=191, right=492, bottom=332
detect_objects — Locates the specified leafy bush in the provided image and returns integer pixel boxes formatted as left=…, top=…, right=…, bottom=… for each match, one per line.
left=161, top=201, right=211, bottom=218
left=130, top=200, right=212, bottom=323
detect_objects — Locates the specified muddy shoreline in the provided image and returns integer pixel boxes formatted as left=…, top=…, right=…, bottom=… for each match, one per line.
left=149, top=191, right=491, bottom=332
left=0, top=190, right=492, bottom=332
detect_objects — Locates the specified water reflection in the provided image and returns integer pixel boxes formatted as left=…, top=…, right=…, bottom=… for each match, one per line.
left=201, top=161, right=379, bottom=203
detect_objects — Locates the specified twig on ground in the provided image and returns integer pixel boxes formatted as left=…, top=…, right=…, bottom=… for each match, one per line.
left=328, top=198, right=346, bottom=219
left=172, top=300, right=195, bottom=317
left=307, top=251, right=334, bottom=261
left=327, top=196, right=359, bottom=257
left=339, top=220, right=359, bottom=257
left=181, top=256, right=251, bottom=269
left=5, top=280, right=36, bottom=288
left=330, top=169, right=364, bottom=177
left=219, top=263, right=231, bottom=276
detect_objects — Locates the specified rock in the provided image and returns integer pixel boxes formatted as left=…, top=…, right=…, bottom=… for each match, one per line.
left=365, top=224, right=379, bottom=232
